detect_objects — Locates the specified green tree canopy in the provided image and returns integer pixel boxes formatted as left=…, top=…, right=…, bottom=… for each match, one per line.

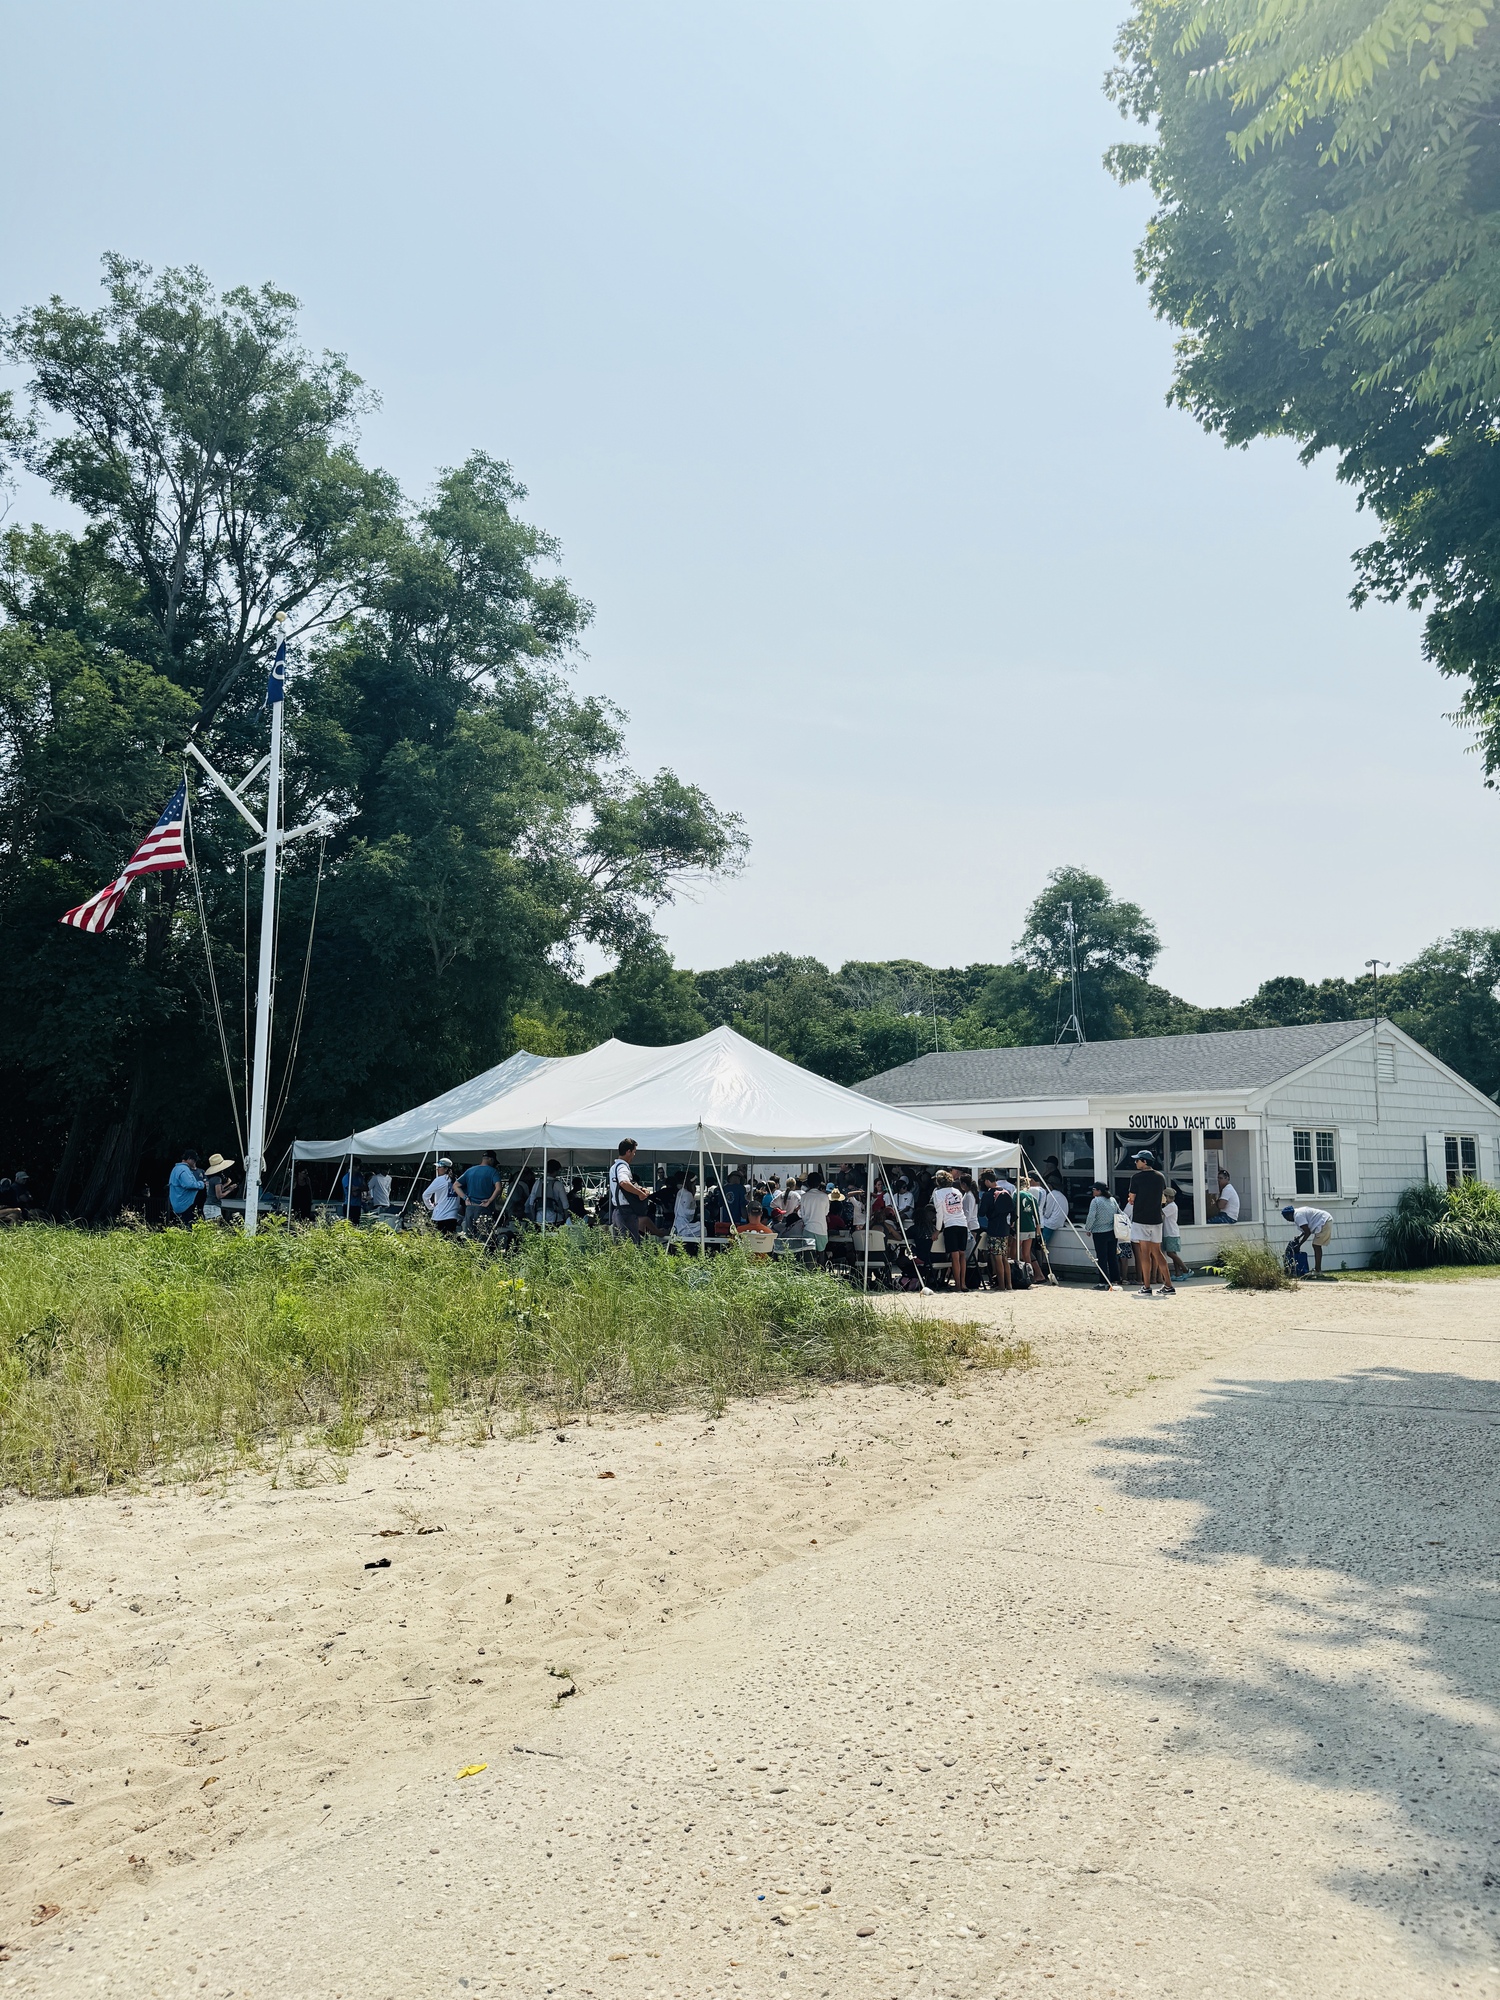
left=0, top=260, right=743, bottom=1210
left=1106, top=1, right=1500, bottom=770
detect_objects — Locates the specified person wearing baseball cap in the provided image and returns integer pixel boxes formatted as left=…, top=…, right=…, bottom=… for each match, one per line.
left=423, top=1157, right=462, bottom=1234
left=1126, top=1147, right=1175, bottom=1297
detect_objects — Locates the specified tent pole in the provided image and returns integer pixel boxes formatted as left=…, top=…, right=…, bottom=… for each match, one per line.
left=863, top=1153, right=874, bottom=1291
left=540, top=1123, right=548, bottom=1235
left=883, top=1162, right=931, bottom=1294
left=697, top=1132, right=705, bottom=1254
left=398, top=1145, right=431, bottom=1227
left=705, top=1150, right=740, bottom=1244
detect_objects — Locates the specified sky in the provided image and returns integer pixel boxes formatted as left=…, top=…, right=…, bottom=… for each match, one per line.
left=3, top=0, right=1494, bottom=1006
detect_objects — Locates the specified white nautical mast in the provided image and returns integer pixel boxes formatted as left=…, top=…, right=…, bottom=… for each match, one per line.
left=185, top=616, right=325, bottom=1234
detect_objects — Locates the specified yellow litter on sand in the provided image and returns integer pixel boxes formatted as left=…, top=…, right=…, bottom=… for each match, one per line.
left=455, top=1763, right=488, bottom=1780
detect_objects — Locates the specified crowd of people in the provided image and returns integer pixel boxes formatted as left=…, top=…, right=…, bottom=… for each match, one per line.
left=0, top=1135, right=1239, bottom=1298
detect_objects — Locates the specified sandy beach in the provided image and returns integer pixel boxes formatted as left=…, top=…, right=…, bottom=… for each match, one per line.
left=2, top=1274, right=1496, bottom=1997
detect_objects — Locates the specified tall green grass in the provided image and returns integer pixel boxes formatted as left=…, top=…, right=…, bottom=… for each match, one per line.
left=0, top=1223, right=1006, bottom=1495
left=1373, top=1179, right=1500, bottom=1269
left=1215, top=1239, right=1296, bottom=1291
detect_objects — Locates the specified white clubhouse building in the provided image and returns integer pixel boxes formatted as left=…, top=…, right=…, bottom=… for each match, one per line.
left=858, top=1019, right=1500, bottom=1271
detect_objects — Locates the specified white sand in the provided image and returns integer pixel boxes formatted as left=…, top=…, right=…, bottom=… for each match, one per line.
left=2, top=1276, right=1496, bottom=1996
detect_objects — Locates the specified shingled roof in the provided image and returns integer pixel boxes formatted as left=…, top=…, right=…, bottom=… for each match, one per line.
left=856, top=1020, right=1374, bottom=1105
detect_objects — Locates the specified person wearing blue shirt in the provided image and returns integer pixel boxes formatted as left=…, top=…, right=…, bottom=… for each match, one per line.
left=168, top=1151, right=205, bottom=1226
left=723, top=1168, right=749, bottom=1228
left=341, top=1160, right=367, bottom=1225
left=457, top=1153, right=502, bottom=1236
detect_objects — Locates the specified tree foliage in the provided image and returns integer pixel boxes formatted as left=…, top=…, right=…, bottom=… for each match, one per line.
left=1106, top=1, right=1500, bottom=770
left=0, top=260, right=744, bottom=1209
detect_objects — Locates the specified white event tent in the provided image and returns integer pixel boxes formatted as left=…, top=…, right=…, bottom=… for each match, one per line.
left=296, top=1026, right=1021, bottom=1175
left=292, top=1047, right=559, bottom=1163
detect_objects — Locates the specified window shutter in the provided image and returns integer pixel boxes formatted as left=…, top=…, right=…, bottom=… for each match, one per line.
left=1425, top=1133, right=1447, bottom=1188
left=1337, top=1128, right=1360, bottom=1196
left=1267, top=1125, right=1296, bottom=1199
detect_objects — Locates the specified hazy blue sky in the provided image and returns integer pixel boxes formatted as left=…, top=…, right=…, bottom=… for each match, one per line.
left=4, top=0, right=1493, bottom=1004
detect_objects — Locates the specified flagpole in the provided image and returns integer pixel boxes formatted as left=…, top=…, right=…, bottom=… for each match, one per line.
left=243, top=618, right=287, bottom=1237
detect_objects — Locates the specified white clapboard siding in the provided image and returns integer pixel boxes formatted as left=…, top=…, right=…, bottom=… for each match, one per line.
left=1267, top=1125, right=1296, bottom=1200
left=1425, top=1132, right=1448, bottom=1188
left=1337, top=1127, right=1360, bottom=1196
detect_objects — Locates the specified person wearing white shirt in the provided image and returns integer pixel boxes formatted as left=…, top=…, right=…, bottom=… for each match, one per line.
left=366, top=1170, right=392, bottom=1210
left=673, top=1176, right=704, bottom=1247
left=796, top=1178, right=831, bottom=1256
left=1210, top=1170, right=1241, bottom=1223
left=1040, top=1183, right=1070, bottom=1248
left=1281, top=1203, right=1334, bottom=1274
left=932, top=1171, right=969, bottom=1291
left=423, top=1159, right=462, bottom=1234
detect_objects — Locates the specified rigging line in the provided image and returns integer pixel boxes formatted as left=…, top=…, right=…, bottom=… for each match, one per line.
left=265, top=834, right=327, bottom=1150
left=185, top=780, right=247, bottom=1161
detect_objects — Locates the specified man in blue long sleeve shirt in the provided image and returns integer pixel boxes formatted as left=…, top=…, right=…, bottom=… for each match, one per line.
left=168, top=1151, right=205, bottom=1226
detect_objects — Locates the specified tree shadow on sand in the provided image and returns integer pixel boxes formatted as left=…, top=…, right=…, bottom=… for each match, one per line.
left=1092, top=1367, right=1500, bottom=1962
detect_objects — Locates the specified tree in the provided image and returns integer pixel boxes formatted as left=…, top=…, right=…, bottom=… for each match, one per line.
left=0, top=262, right=744, bottom=1207
left=1106, top=3, right=1500, bottom=770
left=1016, top=866, right=1160, bottom=980
left=5, top=257, right=397, bottom=729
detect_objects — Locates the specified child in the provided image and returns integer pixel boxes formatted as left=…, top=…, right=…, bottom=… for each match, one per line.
left=1162, top=1186, right=1188, bottom=1278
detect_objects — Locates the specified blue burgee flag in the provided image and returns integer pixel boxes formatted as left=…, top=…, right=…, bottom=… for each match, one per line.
left=266, top=638, right=287, bottom=706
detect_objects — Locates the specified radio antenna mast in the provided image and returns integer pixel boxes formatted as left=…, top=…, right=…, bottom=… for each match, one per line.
left=1056, top=901, right=1086, bottom=1045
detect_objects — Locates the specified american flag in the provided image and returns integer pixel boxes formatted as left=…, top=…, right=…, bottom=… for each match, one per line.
left=60, top=780, right=188, bottom=934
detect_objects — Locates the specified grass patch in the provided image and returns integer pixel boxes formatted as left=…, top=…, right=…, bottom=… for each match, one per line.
left=1214, top=1239, right=1296, bottom=1291
left=1338, top=1265, right=1500, bottom=1285
left=0, top=1222, right=1001, bottom=1496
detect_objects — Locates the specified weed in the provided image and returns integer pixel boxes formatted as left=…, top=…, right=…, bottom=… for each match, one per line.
left=0, top=1223, right=979, bottom=1495
left=1217, top=1240, right=1296, bottom=1291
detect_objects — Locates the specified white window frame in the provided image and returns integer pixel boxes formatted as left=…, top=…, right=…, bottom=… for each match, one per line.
left=1444, top=1134, right=1479, bottom=1187
left=1292, top=1127, right=1339, bottom=1198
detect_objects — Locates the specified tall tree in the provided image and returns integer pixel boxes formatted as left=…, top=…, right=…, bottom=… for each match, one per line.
left=0, top=262, right=743, bottom=1207
left=1106, top=2, right=1500, bottom=770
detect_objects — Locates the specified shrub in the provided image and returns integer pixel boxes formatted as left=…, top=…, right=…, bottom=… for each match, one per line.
left=1374, top=1180, right=1500, bottom=1269
left=1216, top=1239, right=1295, bottom=1291
left=0, top=1222, right=997, bottom=1495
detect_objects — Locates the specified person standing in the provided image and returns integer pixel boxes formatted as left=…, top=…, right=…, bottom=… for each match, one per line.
left=203, top=1153, right=238, bottom=1223
left=1126, top=1148, right=1175, bottom=1297
left=796, top=1174, right=831, bottom=1261
left=423, top=1157, right=463, bottom=1235
left=977, top=1170, right=1014, bottom=1290
left=167, top=1150, right=205, bottom=1227
left=1162, top=1187, right=1188, bottom=1277
left=458, top=1152, right=501, bottom=1236
left=608, top=1140, right=655, bottom=1242
left=1281, top=1203, right=1334, bottom=1276
left=341, top=1158, right=367, bottom=1226
left=1085, top=1181, right=1121, bottom=1289
left=1040, top=1180, right=1070, bottom=1253
left=932, top=1171, right=969, bottom=1291
left=366, top=1166, right=393, bottom=1211
left=290, top=1165, right=315, bottom=1224
left=672, top=1172, right=704, bottom=1250
left=526, top=1158, right=570, bottom=1227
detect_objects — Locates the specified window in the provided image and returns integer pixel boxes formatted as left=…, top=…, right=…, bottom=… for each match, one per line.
left=1294, top=1129, right=1339, bottom=1196
left=1445, top=1135, right=1478, bottom=1187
